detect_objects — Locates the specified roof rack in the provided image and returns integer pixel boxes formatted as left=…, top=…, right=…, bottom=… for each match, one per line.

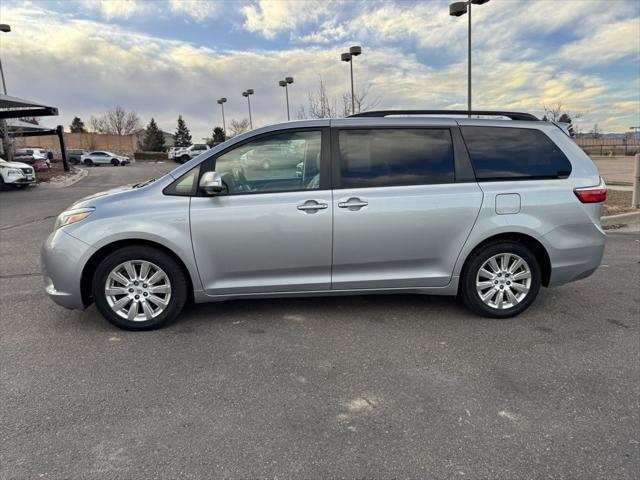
left=348, top=110, right=539, bottom=121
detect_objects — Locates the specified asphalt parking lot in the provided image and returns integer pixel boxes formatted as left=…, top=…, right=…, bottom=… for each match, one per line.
left=1, top=163, right=639, bottom=479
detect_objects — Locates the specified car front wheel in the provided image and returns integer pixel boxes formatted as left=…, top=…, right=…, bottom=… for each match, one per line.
left=92, top=246, right=188, bottom=330
left=460, top=241, right=541, bottom=318
left=111, top=158, right=120, bottom=166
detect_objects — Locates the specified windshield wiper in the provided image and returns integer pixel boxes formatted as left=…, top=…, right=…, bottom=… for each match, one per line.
left=133, top=178, right=156, bottom=188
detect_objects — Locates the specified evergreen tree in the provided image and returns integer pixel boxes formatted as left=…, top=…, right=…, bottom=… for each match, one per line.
left=143, top=118, right=165, bottom=151
left=69, top=116, right=87, bottom=133
left=212, top=126, right=225, bottom=143
left=174, top=115, right=192, bottom=147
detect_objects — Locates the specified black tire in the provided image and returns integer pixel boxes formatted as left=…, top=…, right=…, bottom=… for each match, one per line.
left=179, top=155, right=190, bottom=164
left=92, top=246, right=189, bottom=330
left=0, top=175, right=5, bottom=190
left=111, top=158, right=120, bottom=166
left=459, top=241, right=541, bottom=319
left=84, top=159, right=94, bottom=167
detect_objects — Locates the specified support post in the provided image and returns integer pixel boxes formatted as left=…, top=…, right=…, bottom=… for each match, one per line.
left=632, top=153, right=640, bottom=209
left=57, top=125, right=69, bottom=172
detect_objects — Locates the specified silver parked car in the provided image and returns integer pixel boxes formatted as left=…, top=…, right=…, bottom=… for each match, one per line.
left=81, top=150, right=130, bottom=166
left=41, top=110, right=607, bottom=330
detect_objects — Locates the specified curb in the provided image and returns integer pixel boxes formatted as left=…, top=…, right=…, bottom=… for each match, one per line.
left=601, top=211, right=640, bottom=227
left=38, top=167, right=88, bottom=189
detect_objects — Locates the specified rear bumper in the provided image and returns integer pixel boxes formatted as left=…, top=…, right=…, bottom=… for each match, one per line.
left=543, top=222, right=606, bottom=287
left=41, top=229, right=95, bottom=310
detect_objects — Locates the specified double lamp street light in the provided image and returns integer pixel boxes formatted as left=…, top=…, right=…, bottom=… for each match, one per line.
left=341, top=45, right=362, bottom=116
left=278, top=77, right=294, bottom=121
left=449, top=0, right=490, bottom=116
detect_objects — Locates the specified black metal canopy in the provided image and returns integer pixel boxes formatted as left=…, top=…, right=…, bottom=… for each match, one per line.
left=0, top=93, right=59, bottom=119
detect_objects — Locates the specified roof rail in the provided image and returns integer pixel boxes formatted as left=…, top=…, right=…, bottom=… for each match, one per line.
left=349, top=110, right=539, bottom=121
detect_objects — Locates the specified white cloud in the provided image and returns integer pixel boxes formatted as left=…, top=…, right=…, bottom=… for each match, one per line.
left=91, top=0, right=150, bottom=20
left=241, top=0, right=334, bottom=39
left=168, top=0, right=220, bottom=21
left=555, top=17, right=640, bottom=66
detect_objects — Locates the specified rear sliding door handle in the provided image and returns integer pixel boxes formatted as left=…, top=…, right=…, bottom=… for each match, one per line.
left=338, top=198, right=368, bottom=209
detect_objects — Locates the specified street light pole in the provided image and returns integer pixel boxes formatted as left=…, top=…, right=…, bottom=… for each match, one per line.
left=243, top=89, right=254, bottom=129
left=449, top=0, right=490, bottom=117
left=341, top=46, right=362, bottom=115
left=279, top=77, right=294, bottom=121
left=217, top=97, right=227, bottom=138
left=0, top=24, right=12, bottom=161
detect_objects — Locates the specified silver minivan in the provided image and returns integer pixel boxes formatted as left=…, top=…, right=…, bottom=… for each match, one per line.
left=41, top=110, right=607, bottom=330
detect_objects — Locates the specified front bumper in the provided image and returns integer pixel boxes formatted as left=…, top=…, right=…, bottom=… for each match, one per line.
left=6, top=175, right=36, bottom=185
left=41, top=229, right=96, bottom=310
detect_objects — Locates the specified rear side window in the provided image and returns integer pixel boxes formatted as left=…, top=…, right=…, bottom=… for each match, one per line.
left=461, top=126, right=572, bottom=180
left=338, top=129, right=454, bottom=188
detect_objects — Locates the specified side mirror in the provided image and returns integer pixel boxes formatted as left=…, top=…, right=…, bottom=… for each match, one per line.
left=199, top=171, right=223, bottom=196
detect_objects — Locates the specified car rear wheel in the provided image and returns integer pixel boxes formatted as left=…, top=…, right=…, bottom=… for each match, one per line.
left=84, top=159, right=94, bottom=166
left=179, top=155, right=190, bottom=163
left=111, top=158, right=120, bottom=166
left=460, top=241, right=541, bottom=318
left=92, top=246, right=188, bottom=330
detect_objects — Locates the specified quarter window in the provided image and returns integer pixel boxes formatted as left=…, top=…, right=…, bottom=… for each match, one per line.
left=338, top=129, right=455, bottom=188
left=214, top=130, right=322, bottom=194
left=461, top=126, right=572, bottom=180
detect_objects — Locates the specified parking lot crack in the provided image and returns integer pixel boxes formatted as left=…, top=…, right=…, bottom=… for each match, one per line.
left=0, top=272, right=41, bottom=279
left=0, top=215, right=56, bottom=231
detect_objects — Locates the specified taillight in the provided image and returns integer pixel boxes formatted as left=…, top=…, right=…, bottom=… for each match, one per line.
left=574, top=186, right=607, bottom=203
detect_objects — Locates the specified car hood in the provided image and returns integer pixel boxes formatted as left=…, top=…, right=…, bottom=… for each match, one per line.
left=68, top=177, right=160, bottom=209
left=0, top=160, right=33, bottom=169
left=70, top=184, right=138, bottom=207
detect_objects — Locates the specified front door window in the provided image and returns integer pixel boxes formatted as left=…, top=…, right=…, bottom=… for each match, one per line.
left=214, top=131, right=322, bottom=194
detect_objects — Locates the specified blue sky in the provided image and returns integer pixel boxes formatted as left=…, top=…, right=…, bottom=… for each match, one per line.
left=1, top=0, right=639, bottom=139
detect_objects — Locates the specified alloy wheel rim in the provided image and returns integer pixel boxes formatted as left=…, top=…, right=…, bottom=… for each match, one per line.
left=105, top=260, right=171, bottom=322
left=475, top=253, right=531, bottom=310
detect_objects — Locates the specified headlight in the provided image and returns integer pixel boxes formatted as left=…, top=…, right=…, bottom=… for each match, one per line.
left=54, top=207, right=95, bottom=230
left=7, top=168, right=22, bottom=176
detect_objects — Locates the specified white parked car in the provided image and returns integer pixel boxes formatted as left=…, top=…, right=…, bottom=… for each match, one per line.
left=174, top=144, right=209, bottom=164
left=80, top=151, right=130, bottom=166
left=0, top=158, right=36, bottom=189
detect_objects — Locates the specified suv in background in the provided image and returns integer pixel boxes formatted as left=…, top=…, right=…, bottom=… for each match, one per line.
left=67, top=149, right=87, bottom=165
left=0, top=158, right=36, bottom=188
left=41, top=110, right=607, bottom=330
left=81, top=151, right=130, bottom=166
left=174, top=144, right=209, bottom=164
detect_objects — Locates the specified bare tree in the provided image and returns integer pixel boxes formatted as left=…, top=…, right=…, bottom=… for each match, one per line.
left=228, top=118, right=251, bottom=137
left=341, top=84, right=381, bottom=117
left=542, top=102, right=583, bottom=137
left=105, top=106, right=140, bottom=135
left=297, top=79, right=382, bottom=119
left=88, top=106, right=141, bottom=135
left=297, top=79, right=338, bottom=119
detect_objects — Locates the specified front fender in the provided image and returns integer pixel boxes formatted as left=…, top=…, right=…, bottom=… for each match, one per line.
left=64, top=195, right=203, bottom=292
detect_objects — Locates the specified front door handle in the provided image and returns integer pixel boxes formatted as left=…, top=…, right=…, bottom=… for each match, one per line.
left=297, top=200, right=328, bottom=212
left=338, top=197, right=368, bottom=209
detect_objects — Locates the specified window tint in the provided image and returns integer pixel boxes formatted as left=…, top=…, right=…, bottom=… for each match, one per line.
left=214, top=130, right=322, bottom=194
left=338, top=129, right=454, bottom=188
left=461, top=126, right=572, bottom=180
